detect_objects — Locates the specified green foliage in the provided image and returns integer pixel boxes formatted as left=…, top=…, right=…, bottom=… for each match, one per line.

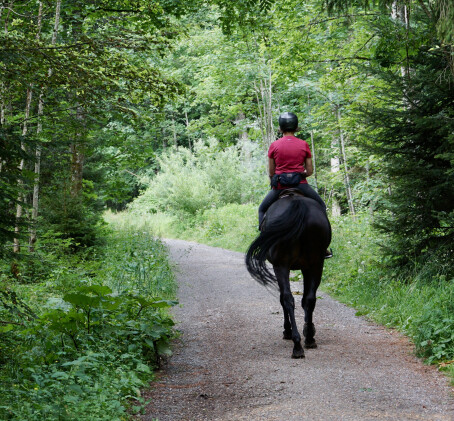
left=437, top=0, right=454, bottom=44
left=34, top=283, right=175, bottom=359
left=98, top=224, right=177, bottom=298
left=40, top=191, right=107, bottom=250
left=362, top=46, right=454, bottom=276
left=213, top=0, right=276, bottom=34
left=0, top=289, right=36, bottom=335
left=3, top=0, right=454, bottom=405
left=170, top=203, right=258, bottom=252
left=0, top=0, right=194, bottom=255
left=105, top=210, right=180, bottom=239
left=129, top=139, right=267, bottom=217
left=191, top=204, right=258, bottom=250
left=0, top=225, right=177, bottom=420
left=415, top=309, right=454, bottom=364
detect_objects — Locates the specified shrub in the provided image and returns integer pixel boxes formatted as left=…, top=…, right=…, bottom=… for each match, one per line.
left=129, top=139, right=267, bottom=217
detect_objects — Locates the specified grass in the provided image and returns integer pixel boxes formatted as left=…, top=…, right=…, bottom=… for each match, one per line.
left=108, top=204, right=259, bottom=253
left=105, top=210, right=179, bottom=240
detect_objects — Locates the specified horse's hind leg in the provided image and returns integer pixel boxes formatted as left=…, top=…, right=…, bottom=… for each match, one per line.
left=280, top=295, right=292, bottom=340
left=301, top=266, right=322, bottom=349
left=274, top=265, right=304, bottom=359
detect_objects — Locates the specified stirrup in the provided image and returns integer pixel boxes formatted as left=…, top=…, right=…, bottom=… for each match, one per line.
left=324, top=248, right=333, bottom=259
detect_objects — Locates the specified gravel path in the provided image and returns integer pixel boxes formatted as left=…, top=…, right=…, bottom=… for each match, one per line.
left=140, top=239, right=454, bottom=421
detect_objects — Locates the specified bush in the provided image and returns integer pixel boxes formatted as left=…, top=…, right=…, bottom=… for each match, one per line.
left=363, top=46, right=454, bottom=277
left=39, top=182, right=107, bottom=250
left=129, top=139, right=267, bottom=217
left=184, top=203, right=258, bottom=252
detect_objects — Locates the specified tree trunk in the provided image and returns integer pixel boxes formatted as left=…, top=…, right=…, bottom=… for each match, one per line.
left=184, top=109, right=192, bottom=150
left=0, top=3, right=9, bottom=172
left=260, top=71, right=275, bottom=149
left=0, top=3, right=10, bottom=128
left=172, top=116, right=177, bottom=146
left=70, top=142, right=85, bottom=197
left=69, top=7, right=85, bottom=198
left=366, top=160, right=374, bottom=221
left=266, top=69, right=275, bottom=147
left=1, top=2, right=11, bottom=33
left=235, top=112, right=248, bottom=143
left=329, top=97, right=341, bottom=218
left=29, top=145, right=41, bottom=250
left=70, top=105, right=85, bottom=197
left=13, top=87, right=33, bottom=253
left=307, top=94, right=318, bottom=192
left=0, top=82, right=4, bottom=172
left=0, top=82, right=5, bottom=127
left=309, top=130, right=318, bottom=192
left=392, top=1, right=411, bottom=79
left=254, top=67, right=275, bottom=156
left=254, top=81, right=265, bottom=144
left=162, top=126, right=167, bottom=149
left=30, top=0, right=54, bottom=251
left=330, top=136, right=341, bottom=217
left=336, top=105, right=355, bottom=217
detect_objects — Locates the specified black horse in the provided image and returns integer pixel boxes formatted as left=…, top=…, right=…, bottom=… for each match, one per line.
left=246, top=190, right=331, bottom=358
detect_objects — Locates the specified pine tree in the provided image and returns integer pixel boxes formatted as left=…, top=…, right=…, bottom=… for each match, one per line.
left=365, top=45, right=454, bottom=275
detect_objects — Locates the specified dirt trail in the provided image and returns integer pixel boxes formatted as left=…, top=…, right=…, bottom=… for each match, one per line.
left=140, top=239, right=454, bottom=421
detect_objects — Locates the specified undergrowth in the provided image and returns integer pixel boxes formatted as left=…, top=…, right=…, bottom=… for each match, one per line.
left=0, top=224, right=177, bottom=420
left=178, top=204, right=258, bottom=252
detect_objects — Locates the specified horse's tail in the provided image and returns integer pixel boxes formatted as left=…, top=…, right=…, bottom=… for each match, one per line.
left=245, top=199, right=307, bottom=289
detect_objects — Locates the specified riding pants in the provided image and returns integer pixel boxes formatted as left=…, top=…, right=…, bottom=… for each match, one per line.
left=258, top=183, right=327, bottom=226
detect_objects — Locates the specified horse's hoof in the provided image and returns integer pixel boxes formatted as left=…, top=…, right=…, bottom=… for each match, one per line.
left=291, top=349, right=305, bottom=359
left=305, top=341, right=317, bottom=349
left=283, top=330, right=292, bottom=340
left=291, top=343, right=305, bottom=358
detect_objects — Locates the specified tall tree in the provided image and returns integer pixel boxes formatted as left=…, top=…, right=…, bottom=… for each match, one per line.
left=365, top=45, right=454, bottom=271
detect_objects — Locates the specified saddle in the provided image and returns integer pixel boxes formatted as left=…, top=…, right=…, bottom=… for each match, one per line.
left=278, top=188, right=305, bottom=199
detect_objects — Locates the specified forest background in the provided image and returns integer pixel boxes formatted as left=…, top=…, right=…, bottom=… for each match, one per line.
left=1, top=0, right=453, bottom=419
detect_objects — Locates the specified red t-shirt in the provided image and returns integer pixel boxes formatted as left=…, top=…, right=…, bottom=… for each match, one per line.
left=268, top=135, right=312, bottom=189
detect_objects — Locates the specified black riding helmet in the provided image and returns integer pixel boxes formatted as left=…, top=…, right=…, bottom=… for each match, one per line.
left=278, top=112, right=298, bottom=132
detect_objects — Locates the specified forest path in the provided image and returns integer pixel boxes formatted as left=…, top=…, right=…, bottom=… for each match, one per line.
left=140, top=239, right=454, bottom=421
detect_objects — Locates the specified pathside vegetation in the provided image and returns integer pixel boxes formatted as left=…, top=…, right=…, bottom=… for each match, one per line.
left=0, top=224, right=176, bottom=420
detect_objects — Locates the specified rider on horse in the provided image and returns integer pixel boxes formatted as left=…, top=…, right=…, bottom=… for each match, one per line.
left=258, top=112, right=332, bottom=258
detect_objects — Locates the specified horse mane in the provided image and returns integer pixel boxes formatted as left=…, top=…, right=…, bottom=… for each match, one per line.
left=245, top=199, right=307, bottom=289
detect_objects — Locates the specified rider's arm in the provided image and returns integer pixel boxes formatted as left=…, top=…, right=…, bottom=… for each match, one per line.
left=304, top=158, right=313, bottom=177
left=268, top=157, right=276, bottom=177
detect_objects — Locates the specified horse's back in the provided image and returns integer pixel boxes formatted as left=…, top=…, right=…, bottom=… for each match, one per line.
left=266, top=196, right=329, bottom=234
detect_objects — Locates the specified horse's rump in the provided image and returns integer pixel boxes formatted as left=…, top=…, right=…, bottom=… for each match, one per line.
left=247, top=196, right=330, bottom=288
